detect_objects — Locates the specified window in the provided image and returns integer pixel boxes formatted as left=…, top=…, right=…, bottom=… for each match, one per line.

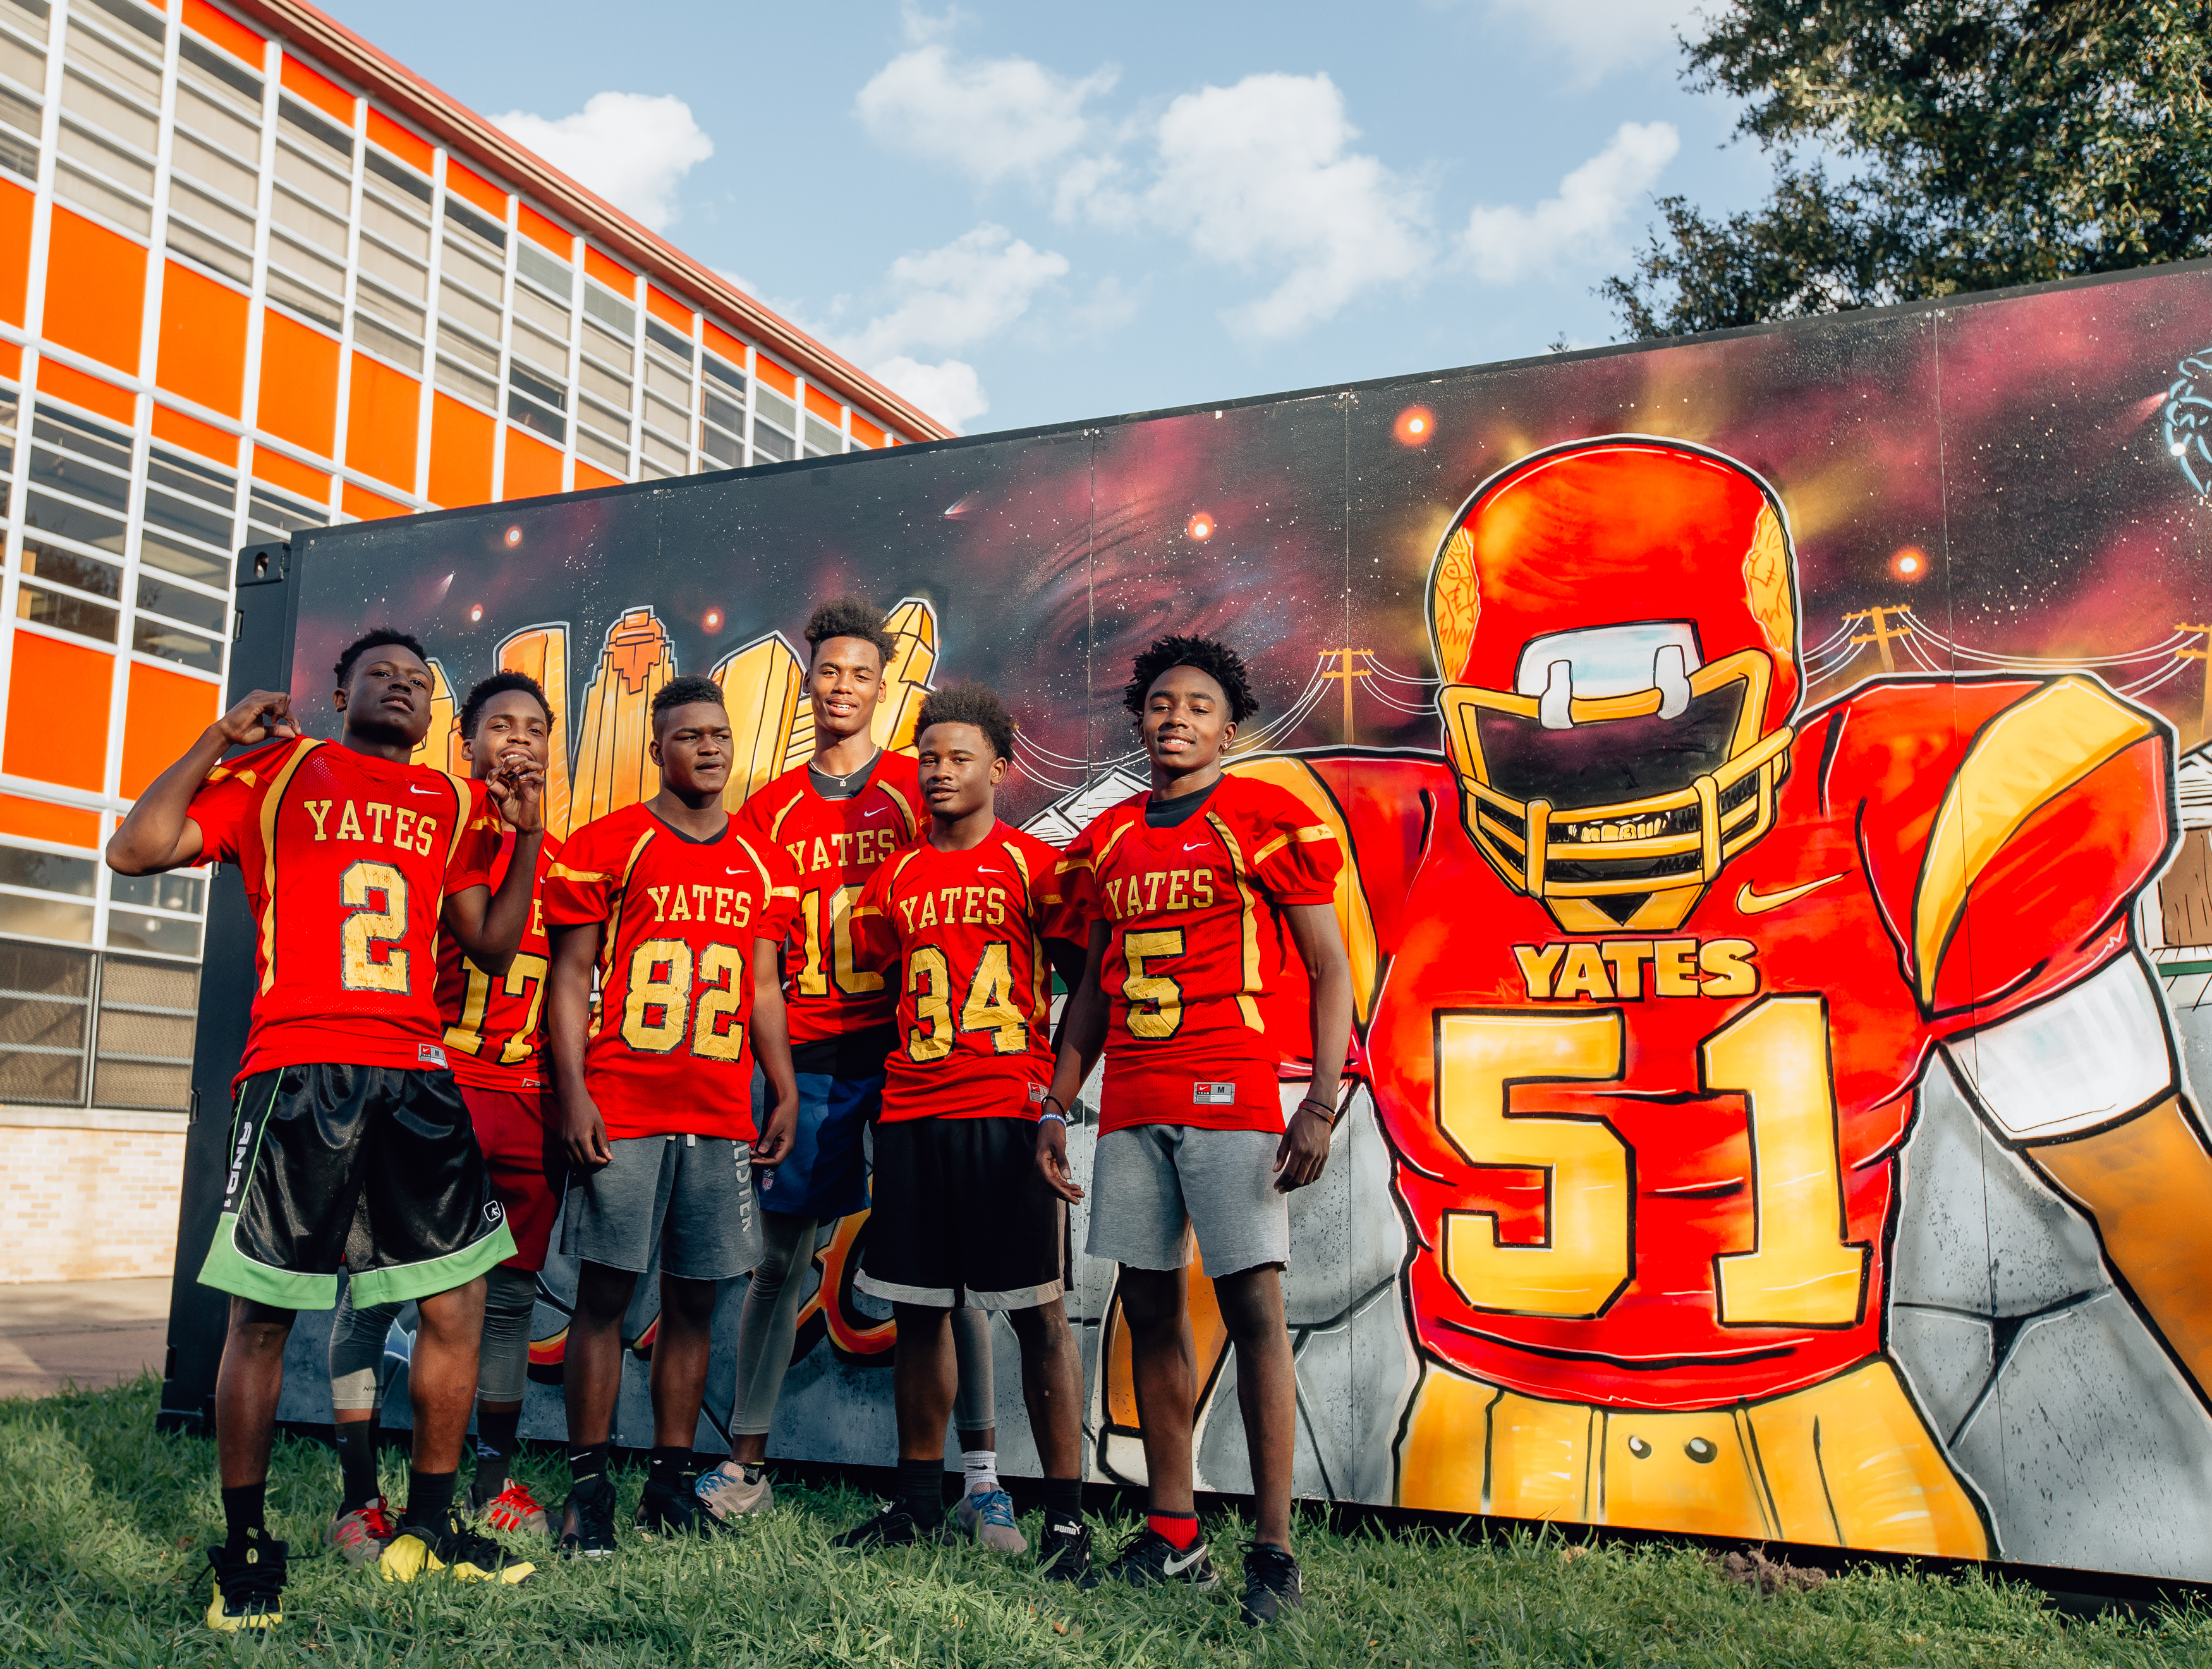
left=361, top=191, right=428, bottom=261
left=438, top=279, right=501, bottom=343
left=583, top=280, right=634, bottom=338
left=0, top=13, right=43, bottom=185
left=365, top=146, right=430, bottom=207
left=19, top=403, right=133, bottom=645
left=171, top=130, right=256, bottom=209
left=578, top=358, right=630, bottom=411
left=166, top=180, right=254, bottom=285
left=805, top=415, right=844, bottom=458
left=178, top=32, right=260, bottom=114
left=0, top=0, right=46, bottom=45
left=0, top=938, right=94, bottom=1102
left=511, top=282, right=569, bottom=343
left=92, top=953, right=199, bottom=1108
left=435, top=355, right=495, bottom=410
left=142, top=446, right=236, bottom=586
left=506, top=361, right=566, bottom=443
left=439, top=234, right=502, bottom=303
left=55, top=16, right=159, bottom=234
left=278, top=93, right=351, bottom=166
left=580, top=317, right=633, bottom=377
left=444, top=196, right=505, bottom=253
left=509, top=321, right=566, bottom=380
left=753, top=384, right=798, bottom=462
left=642, top=392, right=688, bottom=440
left=644, top=317, right=692, bottom=363
left=356, top=278, right=425, bottom=372
left=574, top=427, right=627, bottom=475
left=640, top=429, right=685, bottom=473
left=514, top=240, right=571, bottom=303
left=246, top=483, right=325, bottom=549
left=82, top=0, right=161, bottom=47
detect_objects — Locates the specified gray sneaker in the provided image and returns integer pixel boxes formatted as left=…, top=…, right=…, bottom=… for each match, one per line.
left=954, top=1488, right=1026, bottom=1553
left=694, top=1459, right=774, bottom=1522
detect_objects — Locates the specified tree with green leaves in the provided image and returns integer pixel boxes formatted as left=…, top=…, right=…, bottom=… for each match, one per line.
left=1603, top=1, right=2212, bottom=339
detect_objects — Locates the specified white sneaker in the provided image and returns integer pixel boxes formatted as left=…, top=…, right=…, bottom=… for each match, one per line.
left=694, top=1459, right=774, bottom=1522
left=955, top=1488, right=1026, bottom=1553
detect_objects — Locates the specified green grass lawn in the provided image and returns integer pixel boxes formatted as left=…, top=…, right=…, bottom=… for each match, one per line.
left=3, top=1378, right=2207, bottom=1667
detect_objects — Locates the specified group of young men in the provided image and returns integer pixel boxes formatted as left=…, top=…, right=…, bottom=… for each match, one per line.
left=108, top=598, right=1352, bottom=1635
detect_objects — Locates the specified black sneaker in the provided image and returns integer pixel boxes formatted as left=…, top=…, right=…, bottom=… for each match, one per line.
left=1241, top=1541, right=1303, bottom=1625
left=635, top=1476, right=727, bottom=1538
left=204, top=1530, right=287, bottom=1632
left=1036, top=1517, right=1092, bottom=1584
left=1079, top=1527, right=1218, bottom=1591
left=831, top=1506, right=943, bottom=1551
left=559, top=1473, right=617, bottom=1560
left=378, top=1508, right=535, bottom=1586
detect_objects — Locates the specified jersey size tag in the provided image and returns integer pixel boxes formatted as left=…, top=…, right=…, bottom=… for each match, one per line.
left=1028, top=1083, right=1047, bottom=1102
left=1193, top=1081, right=1237, bottom=1106
left=416, top=1043, right=449, bottom=1069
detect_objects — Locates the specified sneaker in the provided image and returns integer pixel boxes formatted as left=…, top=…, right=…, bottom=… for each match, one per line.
left=1081, top=1526, right=1218, bottom=1591
left=1241, top=1541, right=1303, bottom=1625
left=954, top=1488, right=1027, bottom=1554
left=695, top=1459, right=774, bottom=1522
left=325, top=1496, right=396, bottom=1567
left=1036, top=1517, right=1092, bottom=1584
left=205, top=1531, right=286, bottom=1632
left=559, top=1474, right=617, bottom=1560
left=473, top=1479, right=549, bottom=1537
left=831, top=1506, right=943, bottom=1551
left=635, top=1476, right=727, bottom=1538
left=379, top=1508, right=535, bottom=1585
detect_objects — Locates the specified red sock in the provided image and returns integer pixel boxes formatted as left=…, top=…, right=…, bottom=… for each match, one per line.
left=1148, top=1510, right=1199, bottom=1550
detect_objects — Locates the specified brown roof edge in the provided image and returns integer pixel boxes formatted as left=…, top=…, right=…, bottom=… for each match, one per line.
left=228, top=0, right=956, bottom=443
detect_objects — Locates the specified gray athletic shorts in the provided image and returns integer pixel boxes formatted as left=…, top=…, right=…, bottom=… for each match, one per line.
left=559, top=1133, right=763, bottom=1282
left=1085, top=1124, right=1289, bottom=1277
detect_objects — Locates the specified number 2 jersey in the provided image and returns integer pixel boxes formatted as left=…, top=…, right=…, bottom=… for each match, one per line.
left=542, top=802, right=798, bottom=1142
left=435, top=828, right=562, bottom=1092
left=853, top=823, right=1083, bottom=1122
left=186, top=736, right=499, bottom=1086
left=1060, top=774, right=1342, bottom=1136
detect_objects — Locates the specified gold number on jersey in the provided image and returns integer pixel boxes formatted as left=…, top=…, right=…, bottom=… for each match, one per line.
left=1122, top=928, right=1186, bottom=1040
left=1435, top=1009, right=1629, bottom=1318
left=906, top=945, right=954, bottom=1062
left=1704, top=995, right=1869, bottom=1326
left=444, top=952, right=550, bottom=1064
left=957, top=940, right=1028, bottom=1054
left=691, top=943, right=748, bottom=1062
left=621, top=938, right=693, bottom=1053
left=339, top=861, right=410, bottom=993
left=797, top=884, right=884, bottom=998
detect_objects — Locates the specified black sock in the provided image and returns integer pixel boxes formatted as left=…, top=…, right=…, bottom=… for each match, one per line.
left=568, top=1442, right=611, bottom=1492
left=648, top=1445, right=695, bottom=1491
left=894, top=1457, right=945, bottom=1525
left=221, top=1481, right=267, bottom=1546
left=334, top=1416, right=381, bottom=1512
left=473, top=1409, right=521, bottom=1500
left=401, top=1467, right=457, bottom=1530
left=1043, top=1476, right=1083, bottom=1531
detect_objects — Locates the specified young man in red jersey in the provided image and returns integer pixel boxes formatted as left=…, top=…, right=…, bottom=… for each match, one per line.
left=830, top=684, right=1092, bottom=1577
left=544, top=674, right=801, bottom=1555
left=702, top=598, right=1002, bottom=1543
left=1040, top=634, right=1353, bottom=1626
left=107, top=630, right=545, bottom=1630
left=324, top=672, right=567, bottom=1560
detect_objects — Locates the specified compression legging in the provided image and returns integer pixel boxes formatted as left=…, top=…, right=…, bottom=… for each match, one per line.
left=327, top=1263, right=538, bottom=1411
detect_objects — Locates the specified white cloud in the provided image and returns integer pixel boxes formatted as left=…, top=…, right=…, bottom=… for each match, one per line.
left=491, top=92, right=713, bottom=232
left=1462, top=121, right=1679, bottom=284
left=856, top=42, right=1115, bottom=186
left=871, top=356, right=989, bottom=427
left=1481, top=0, right=1706, bottom=83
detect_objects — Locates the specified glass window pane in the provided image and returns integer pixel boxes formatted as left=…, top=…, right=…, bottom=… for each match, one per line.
left=511, top=282, right=568, bottom=341
left=0, top=127, right=35, bottom=181
left=582, top=281, right=633, bottom=336
left=33, top=406, right=130, bottom=468
left=356, top=280, right=427, bottom=339
left=111, top=871, right=203, bottom=912
left=82, top=0, right=162, bottom=47
left=178, top=33, right=258, bottom=112
left=0, top=846, right=95, bottom=894
left=644, top=317, right=691, bottom=361
left=805, top=416, right=844, bottom=455
left=509, top=322, right=566, bottom=380
left=437, top=327, right=497, bottom=378
left=444, top=197, right=504, bottom=252
left=364, top=146, right=430, bottom=205
left=434, top=356, right=496, bottom=410
left=509, top=362, right=566, bottom=413
left=354, top=313, right=423, bottom=373
left=132, top=614, right=221, bottom=670
left=579, top=394, right=629, bottom=441
left=270, top=181, right=346, bottom=252
left=170, top=126, right=256, bottom=207
left=505, top=391, right=564, bottom=444
left=174, top=83, right=258, bottom=162
left=578, top=358, right=629, bottom=410
left=20, top=583, right=119, bottom=640
left=60, top=66, right=154, bottom=149
left=143, top=487, right=232, bottom=548
left=166, top=211, right=251, bottom=286
left=28, top=446, right=128, bottom=512
left=0, top=894, right=95, bottom=945
left=105, top=907, right=202, bottom=957
left=0, top=63, right=40, bottom=123
left=756, top=387, right=797, bottom=432
left=581, top=317, right=632, bottom=373
left=514, top=240, right=571, bottom=301
left=703, top=390, right=743, bottom=433
left=54, top=157, right=149, bottom=232
left=278, top=94, right=351, bottom=164
left=437, top=282, right=500, bottom=343
left=63, top=21, right=156, bottom=100
left=361, top=192, right=429, bottom=260
left=643, top=392, right=688, bottom=436
left=356, top=238, right=427, bottom=301
left=21, top=540, right=121, bottom=597
left=265, top=265, right=341, bottom=332
left=140, top=526, right=227, bottom=584
left=751, top=423, right=794, bottom=463
left=135, top=573, right=225, bottom=631
left=700, top=424, right=740, bottom=468
left=23, top=489, right=125, bottom=552
left=574, top=427, right=627, bottom=475
left=148, top=451, right=235, bottom=509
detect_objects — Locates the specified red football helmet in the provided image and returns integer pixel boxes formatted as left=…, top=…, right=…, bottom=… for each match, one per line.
left=1427, top=437, right=1802, bottom=933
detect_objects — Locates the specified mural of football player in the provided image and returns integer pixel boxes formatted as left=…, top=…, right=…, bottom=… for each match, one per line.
left=1239, top=435, right=2212, bottom=1571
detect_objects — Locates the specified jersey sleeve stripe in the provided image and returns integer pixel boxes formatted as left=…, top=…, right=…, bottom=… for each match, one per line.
left=767, top=789, right=808, bottom=842
left=1251, top=823, right=1341, bottom=866
left=1002, top=839, right=1033, bottom=890
left=440, top=772, right=471, bottom=873
left=253, top=739, right=322, bottom=995
left=1206, top=808, right=1267, bottom=1033
left=547, top=861, right=611, bottom=882
left=878, top=780, right=918, bottom=837
left=727, top=832, right=775, bottom=897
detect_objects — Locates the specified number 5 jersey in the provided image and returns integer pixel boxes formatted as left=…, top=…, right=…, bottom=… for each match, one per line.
left=185, top=735, right=499, bottom=1084
left=542, top=802, right=799, bottom=1141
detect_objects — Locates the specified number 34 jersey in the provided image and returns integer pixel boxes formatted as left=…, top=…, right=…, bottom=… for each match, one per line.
left=542, top=803, right=798, bottom=1142
left=434, top=828, right=563, bottom=1091
left=1334, top=676, right=2173, bottom=1411
left=186, top=736, right=499, bottom=1085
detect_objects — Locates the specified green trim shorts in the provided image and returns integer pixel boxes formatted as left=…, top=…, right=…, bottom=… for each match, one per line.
left=200, top=1063, right=516, bottom=1311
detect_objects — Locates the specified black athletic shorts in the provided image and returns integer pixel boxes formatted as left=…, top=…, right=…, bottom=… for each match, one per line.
left=856, top=1117, right=1067, bottom=1310
left=199, top=1063, right=516, bottom=1311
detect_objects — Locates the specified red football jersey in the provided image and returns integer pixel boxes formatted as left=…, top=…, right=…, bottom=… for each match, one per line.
left=738, top=751, right=922, bottom=1045
left=854, top=824, right=1083, bottom=1122
left=1060, top=774, right=1342, bottom=1135
left=1335, top=674, right=2171, bottom=1411
left=436, top=828, right=563, bottom=1091
left=542, top=803, right=798, bottom=1141
left=186, top=736, right=498, bottom=1085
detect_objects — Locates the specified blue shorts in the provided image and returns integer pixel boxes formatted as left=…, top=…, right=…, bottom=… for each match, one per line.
left=751, top=1058, right=878, bottom=1219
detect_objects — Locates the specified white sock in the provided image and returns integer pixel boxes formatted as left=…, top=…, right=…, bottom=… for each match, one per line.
left=963, top=1448, right=999, bottom=1497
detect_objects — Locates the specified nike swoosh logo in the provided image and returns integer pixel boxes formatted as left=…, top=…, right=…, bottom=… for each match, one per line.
left=1735, top=872, right=1849, bottom=915
left=726, top=868, right=747, bottom=877
left=410, top=786, right=441, bottom=796
left=1163, top=1546, right=1208, bottom=1574
left=1182, top=842, right=1207, bottom=853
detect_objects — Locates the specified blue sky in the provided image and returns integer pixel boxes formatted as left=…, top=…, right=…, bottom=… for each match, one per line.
left=320, top=0, right=1777, bottom=435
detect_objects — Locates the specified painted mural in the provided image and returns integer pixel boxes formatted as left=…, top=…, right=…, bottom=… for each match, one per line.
left=262, top=260, right=2212, bottom=1582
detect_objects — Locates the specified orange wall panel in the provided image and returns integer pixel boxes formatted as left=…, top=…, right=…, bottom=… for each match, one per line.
left=35, top=359, right=133, bottom=425
left=501, top=429, right=562, bottom=501
left=118, top=660, right=219, bottom=799
left=574, top=460, right=621, bottom=492
left=183, top=0, right=262, bottom=64
left=804, top=385, right=841, bottom=425
left=342, top=481, right=407, bottom=519
left=702, top=321, right=744, bottom=364
left=645, top=284, right=689, bottom=330
left=850, top=413, right=884, bottom=449
left=152, top=403, right=241, bottom=468
left=427, top=393, right=494, bottom=508
left=584, top=246, right=630, bottom=293
left=755, top=356, right=795, bottom=398
left=446, top=160, right=506, bottom=219
left=0, top=789, right=99, bottom=847
left=255, top=310, right=338, bottom=457
left=43, top=210, right=145, bottom=375
left=155, top=260, right=247, bottom=417
left=4, top=632, right=112, bottom=792
left=252, top=443, right=328, bottom=503
left=0, top=177, right=30, bottom=327
left=365, top=109, right=432, bottom=174
left=343, top=351, right=419, bottom=490
left=281, top=54, right=352, bottom=122
left=0, top=342, right=19, bottom=380
left=518, top=204, right=568, bottom=255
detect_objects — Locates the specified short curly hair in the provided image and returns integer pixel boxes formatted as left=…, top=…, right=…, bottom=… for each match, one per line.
left=805, top=596, right=897, bottom=671
left=651, top=673, right=726, bottom=731
left=459, top=671, right=552, bottom=741
left=334, top=628, right=426, bottom=689
left=1122, top=634, right=1260, bottom=725
left=915, top=681, right=1016, bottom=762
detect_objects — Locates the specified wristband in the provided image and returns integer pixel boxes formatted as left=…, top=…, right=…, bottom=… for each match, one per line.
left=1038, top=1095, right=1070, bottom=1127
left=1297, top=1095, right=1338, bottom=1126
left=1038, top=1108, right=1068, bottom=1127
